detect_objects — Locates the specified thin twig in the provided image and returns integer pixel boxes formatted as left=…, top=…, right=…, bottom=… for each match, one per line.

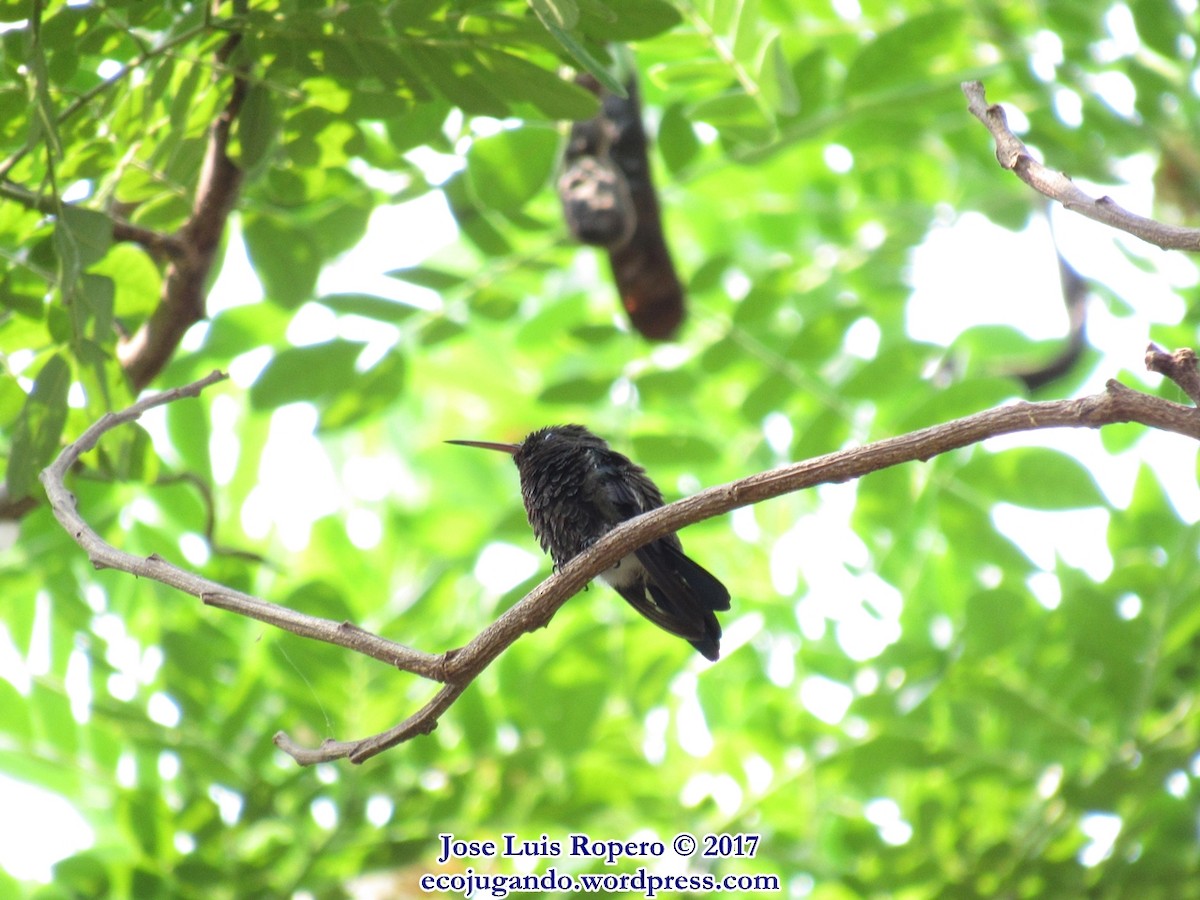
left=38, top=372, right=448, bottom=683
left=1146, top=344, right=1200, bottom=405
left=962, top=81, right=1200, bottom=252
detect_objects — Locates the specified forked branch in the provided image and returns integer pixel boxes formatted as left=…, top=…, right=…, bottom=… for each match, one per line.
left=117, top=9, right=249, bottom=390
left=962, top=80, right=1200, bottom=251
left=1, top=4, right=250, bottom=394
left=40, top=349, right=1200, bottom=764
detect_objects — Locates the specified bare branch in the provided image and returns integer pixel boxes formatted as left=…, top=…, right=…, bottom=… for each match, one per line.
left=962, top=80, right=1200, bottom=252
left=110, top=219, right=187, bottom=262
left=0, top=178, right=185, bottom=262
left=118, top=18, right=249, bottom=390
left=40, top=353, right=1200, bottom=765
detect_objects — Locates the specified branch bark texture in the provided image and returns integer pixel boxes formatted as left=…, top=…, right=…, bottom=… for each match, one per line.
left=39, top=349, right=1200, bottom=764
left=117, top=21, right=248, bottom=390
left=962, top=81, right=1200, bottom=252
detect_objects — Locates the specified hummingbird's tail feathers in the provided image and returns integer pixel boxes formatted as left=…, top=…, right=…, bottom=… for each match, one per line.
left=613, top=584, right=708, bottom=643
left=623, top=580, right=720, bottom=661
left=690, top=634, right=721, bottom=661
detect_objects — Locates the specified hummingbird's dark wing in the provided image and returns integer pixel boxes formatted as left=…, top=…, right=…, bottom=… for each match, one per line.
left=634, top=541, right=728, bottom=661
left=588, top=446, right=730, bottom=659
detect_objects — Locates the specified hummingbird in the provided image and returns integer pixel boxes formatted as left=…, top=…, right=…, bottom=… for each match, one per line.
left=448, top=425, right=731, bottom=660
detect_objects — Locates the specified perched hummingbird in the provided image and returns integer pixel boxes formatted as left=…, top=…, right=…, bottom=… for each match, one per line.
left=448, top=425, right=731, bottom=660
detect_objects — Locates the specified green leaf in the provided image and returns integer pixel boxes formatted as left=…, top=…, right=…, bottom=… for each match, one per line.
left=466, top=127, right=559, bottom=212
left=59, top=206, right=114, bottom=269
left=417, top=316, right=463, bottom=345
left=0, top=2, right=32, bottom=22
left=73, top=272, right=114, bottom=345
left=0, top=679, right=31, bottom=740
left=249, top=341, right=365, bottom=409
left=963, top=587, right=1037, bottom=658
left=691, top=92, right=773, bottom=143
left=385, top=266, right=467, bottom=291
left=476, top=49, right=600, bottom=120
left=529, top=0, right=579, bottom=30
left=634, top=369, right=695, bottom=402
left=234, top=81, right=280, bottom=170
left=631, top=433, right=720, bottom=465
left=845, top=10, right=964, bottom=96
left=200, top=303, right=292, bottom=358
left=52, top=852, right=111, bottom=897
left=406, top=44, right=511, bottom=117
left=318, top=292, right=421, bottom=323
left=952, top=324, right=1050, bottom=369
left=443, top=171, right=513, bottom=255
left=1099, top=421, right=1142, bottom=454
left=1110, top=464, right=1184, bottom=551
left=538, top=375, right=612, bottom=404
left=318, top=350, right=406, bottom=430
left=382, top=100, right=452, bottom=153
left=1129, top=0, right=1183, bottom=58
left=6, top=353, right=71, bottom=500
left=24, top=20, right=61, bottom=158
left=731, top=0, right=761, bottom=62
left=0, top=866, right=19, bottom=900
left=657, top=102, right=700, bottom=174
left=54, top=205, right=114, bottom=289
left=528, top=12, right=623, bottom=95
left=893, top=377, right=1018, bottom=430
left=242, top=215, right=322, bottom=308
left=0, top=270, right=45, bottom=318
left=91, top=243, right=161, bottom=319
left=579, top=0, right=681, bottom=40
left=759, top=32, right=800, bottom=116
left=0, top=373, right=25, bottom=427
left=165, top=391, right=213, bottom=481
left=791, top=47, right=830, bottom=119
left=956, top=447, right=1106, bottom=510
left=651, top=58, right=739, bottom=91
left=388, top=0, right=446, bottom=28
left=467, top=284, right=520, bottom=320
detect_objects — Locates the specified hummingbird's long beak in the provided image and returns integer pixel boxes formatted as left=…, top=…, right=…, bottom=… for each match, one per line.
left=446, top=439, right=520, bottom=455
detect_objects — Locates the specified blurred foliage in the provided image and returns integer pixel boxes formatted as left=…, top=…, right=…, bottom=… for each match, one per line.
left=2, top=0, right=1200, bottom=897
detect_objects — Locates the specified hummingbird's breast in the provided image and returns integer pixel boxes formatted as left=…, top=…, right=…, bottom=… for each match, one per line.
left=514, top=425, right=667, bottom=569
left=517, top=445, right=611, bottom=566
